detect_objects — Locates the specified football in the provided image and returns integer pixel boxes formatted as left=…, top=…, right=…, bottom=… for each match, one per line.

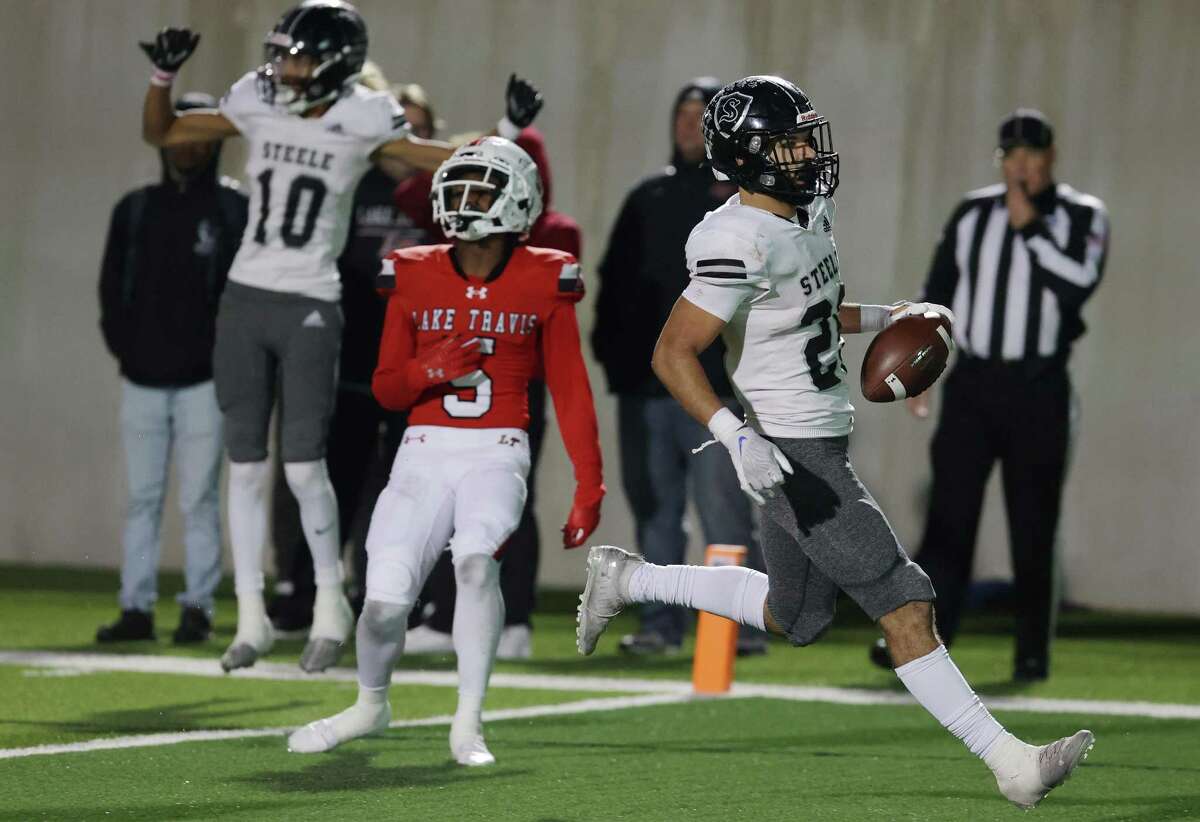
left=860, top=313, right=954, bottom=402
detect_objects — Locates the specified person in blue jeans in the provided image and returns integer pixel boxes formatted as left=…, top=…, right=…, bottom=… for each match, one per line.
left=97, top=92, right=247, bottom=643
left=591, top=78, right=767, bottom=655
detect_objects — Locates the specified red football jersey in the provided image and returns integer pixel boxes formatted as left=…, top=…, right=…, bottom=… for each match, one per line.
left=372, top=244, right=602, bottom=501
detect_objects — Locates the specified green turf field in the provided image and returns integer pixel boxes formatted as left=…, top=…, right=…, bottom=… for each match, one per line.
left=2, top=565, right=1198, bottom=821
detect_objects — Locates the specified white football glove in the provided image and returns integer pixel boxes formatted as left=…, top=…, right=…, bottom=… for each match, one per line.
left=707, top=408, right=792, bottom=505
left=888, top=301, right=955, bottom=327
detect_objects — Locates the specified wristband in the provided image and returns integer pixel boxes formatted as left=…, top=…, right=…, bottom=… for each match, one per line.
left=496, top=116, right=520, bottom=140
left=150, top=68, right=176, bottom=87
left=707, top=407, right=744, bottom=442
left=859, top=304, right=892, bottom=333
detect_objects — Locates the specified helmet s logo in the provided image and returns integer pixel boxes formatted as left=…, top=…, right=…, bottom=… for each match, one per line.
left=715, top=92, right=753, bottom=134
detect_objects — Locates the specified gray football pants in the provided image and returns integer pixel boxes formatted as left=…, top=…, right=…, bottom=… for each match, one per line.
left=759, top=435, right=934, bottom=645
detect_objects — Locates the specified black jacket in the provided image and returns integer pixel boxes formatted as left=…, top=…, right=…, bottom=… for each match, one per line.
left=336, top=166, right=428, bottom=390
left=592, top=161, right=738, bottom=397
left=98, top=149, right=247, bottom=387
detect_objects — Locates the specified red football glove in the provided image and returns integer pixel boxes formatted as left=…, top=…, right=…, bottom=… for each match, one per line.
left=405, top=335, right=483, bottom=388
left=562, top=486, right=604, bottom=548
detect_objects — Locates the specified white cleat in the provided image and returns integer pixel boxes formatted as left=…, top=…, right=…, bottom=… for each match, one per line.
left=496, top=624, right=533, bottom=660
left=994, top=729, right=1095, bottom=808
left=287, top=700, right=392, bottom=753
left=403, top=624, right=456, bottom=655
left=576, top=545, right=644, bottom=656
left=221, top=602, right=275, bottom=673
left=299, top=588, right=355, bottom=673
left=450, top=721, right=495, bottom=767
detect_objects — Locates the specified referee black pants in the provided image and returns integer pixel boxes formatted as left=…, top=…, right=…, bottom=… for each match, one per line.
left=914, top=358, right=1071, bottom=676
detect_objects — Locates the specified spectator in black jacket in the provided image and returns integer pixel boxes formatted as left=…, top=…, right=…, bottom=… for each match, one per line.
left=97, top=92, right=247, bottom=644
left=591, top=78, right=767, bottom=655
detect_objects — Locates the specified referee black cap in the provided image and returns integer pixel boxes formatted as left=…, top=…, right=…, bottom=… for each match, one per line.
left=998, top=108, right=1054, bottom=151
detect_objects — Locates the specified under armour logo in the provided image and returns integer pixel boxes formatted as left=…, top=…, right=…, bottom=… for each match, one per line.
left=302, top=310, right=325, bottom=328
left=404, top=433, right=427, bottom=444
left=466, top=286, right=488, bottom=300
left=325, top=123, right=344, bottom=134
left=498, top=434, right=521, bottom=447
left=425, top=367, right=445, bottom=380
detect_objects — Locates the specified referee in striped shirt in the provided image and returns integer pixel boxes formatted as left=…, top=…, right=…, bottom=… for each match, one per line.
left=872, top=109, right=1109, bottom=681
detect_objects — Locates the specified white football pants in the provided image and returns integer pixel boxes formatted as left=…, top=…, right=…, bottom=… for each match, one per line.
left=364, top=426, right=529, bottom=607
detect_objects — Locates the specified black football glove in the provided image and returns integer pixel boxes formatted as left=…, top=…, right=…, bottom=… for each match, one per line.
left=505, top=73, right=544, bottom=129
left=139, top=28, right=200, bottom=73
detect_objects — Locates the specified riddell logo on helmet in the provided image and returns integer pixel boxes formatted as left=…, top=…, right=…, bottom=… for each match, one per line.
left=796, top=110, right=819, bottom=125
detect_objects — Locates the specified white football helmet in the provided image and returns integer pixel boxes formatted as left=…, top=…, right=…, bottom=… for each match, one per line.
left=431, top=137, right=543, bottom=241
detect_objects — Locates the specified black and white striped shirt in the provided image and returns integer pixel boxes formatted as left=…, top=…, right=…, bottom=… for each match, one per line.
left=923, top=182, right=1109, bottom=363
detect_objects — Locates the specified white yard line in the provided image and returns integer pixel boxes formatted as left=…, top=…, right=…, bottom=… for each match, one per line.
left=1, top=649, right=1197, bottom=761
left=0, top=693, right=690, bottom=760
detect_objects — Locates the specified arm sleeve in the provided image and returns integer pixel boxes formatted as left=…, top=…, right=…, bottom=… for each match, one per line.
left=364, top=93, right=411, bottom=154
left=591, top=191, right=641, bottom=364
left=217, top=72, right=260, bottom=135
left=371, top=294, right=426, bottom=411
left=1021, top=202, right=1109, bottom=310
left=541, top=300, right=604, bottom=504
left=98, top=196, right=131, bottom=357
left=680, top=227, right=766, bottom=322
left=921, top=210, right=963, bottom=307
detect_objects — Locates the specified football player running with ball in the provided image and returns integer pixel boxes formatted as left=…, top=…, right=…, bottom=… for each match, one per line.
left=137, top=1, right=545, bottom=674
left=576, top=76, right=1092, bottom=809
left=288, top=137, right=604, bottom=766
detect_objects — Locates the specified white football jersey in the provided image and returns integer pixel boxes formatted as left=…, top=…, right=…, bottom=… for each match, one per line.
left=681, top=194, right=854, bottom=438
left=219, top=72, right=408, bottom=301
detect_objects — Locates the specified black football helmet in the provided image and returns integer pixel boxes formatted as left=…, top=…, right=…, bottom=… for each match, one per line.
left=702, top=76, right=839, bottom=205
left=257, top=1, right=368, bottom=114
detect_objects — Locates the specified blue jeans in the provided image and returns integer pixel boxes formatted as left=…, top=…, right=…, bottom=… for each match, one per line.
left=617, top=395, right=763, bottom=644
left=119, top=380, right=223, bottom=614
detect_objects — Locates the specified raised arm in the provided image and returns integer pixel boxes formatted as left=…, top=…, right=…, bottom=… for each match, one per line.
left=373, top=73, right=544, bottom=173
left=139, top=28, right=239, bottom=147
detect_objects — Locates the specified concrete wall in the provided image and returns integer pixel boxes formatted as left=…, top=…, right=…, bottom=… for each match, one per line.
left=2, top=0, right=1196, bottom=613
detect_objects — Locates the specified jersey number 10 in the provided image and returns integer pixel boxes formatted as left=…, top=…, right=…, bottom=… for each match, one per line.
left=254, top=170, right=328, bottom=249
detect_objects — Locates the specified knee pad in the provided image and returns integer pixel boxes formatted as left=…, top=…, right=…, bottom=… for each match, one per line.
left=228, top=460, right=270, bottom=494
left=283, top=459, right=330, bottom=501
left=767, top=592, right=835, bottom=647
left=360, top=599, right=410, bottom=639
left=453, top=553, right=499, bottom=592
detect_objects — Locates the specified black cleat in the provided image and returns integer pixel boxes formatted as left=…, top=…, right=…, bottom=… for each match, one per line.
left=96, top=609, right=156, bottom=643
left=267, top=591, right=314, bottom=635
left=172, top=606, right=212, bottom=644
left=869, top=637, right=893, bottom=670
left=1013, top=657, right=1049, bottom=682
left=618, top=630, right=682, bottom=656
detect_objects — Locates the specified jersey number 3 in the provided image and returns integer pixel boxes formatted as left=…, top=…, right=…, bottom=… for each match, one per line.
left=443, top=337, right=496, bottom=418
left=254, top=170, right=327, bottom=248
left=800, top=285, right=846, bottom=391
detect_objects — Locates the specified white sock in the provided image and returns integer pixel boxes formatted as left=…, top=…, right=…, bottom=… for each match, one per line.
left=233, top=590, right=270, bottom=645
left=284, top=460, right=342, bottom=587
left=626, top=564, right=769, bottom=632
left=895, top=645, right=1008, bottom=763
left=452, top=555, right=503, bottom=730
left=227, top=460, right=270, bottom=595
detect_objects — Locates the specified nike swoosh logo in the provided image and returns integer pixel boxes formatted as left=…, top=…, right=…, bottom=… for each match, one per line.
left=737, top=435, right=748, bottom=454
left=315, top=523, right=334, bottom=536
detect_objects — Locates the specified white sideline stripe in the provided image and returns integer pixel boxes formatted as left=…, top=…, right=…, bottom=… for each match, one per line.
left=3, top=650, right=1199, bottom=725
left=0, top=694, right=690, bottom=760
